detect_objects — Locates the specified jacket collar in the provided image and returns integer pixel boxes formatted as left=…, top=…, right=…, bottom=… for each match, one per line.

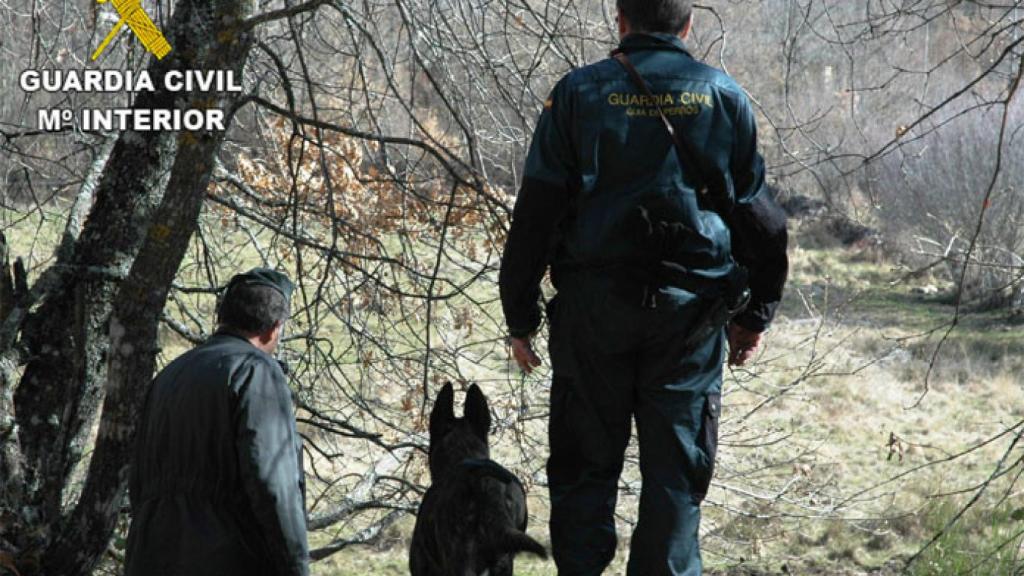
left=209, top=330, right=290, bottom=373
left=211, top=329, right=254, bottom=345
left=614, top=32, right=692, bottom=57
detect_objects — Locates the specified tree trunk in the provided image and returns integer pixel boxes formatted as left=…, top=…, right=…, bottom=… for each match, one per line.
left=1, top=0, right=255, bottom=571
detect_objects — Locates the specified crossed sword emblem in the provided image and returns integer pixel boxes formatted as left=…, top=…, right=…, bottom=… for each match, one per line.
left=91, top=0, right=171, bottom=61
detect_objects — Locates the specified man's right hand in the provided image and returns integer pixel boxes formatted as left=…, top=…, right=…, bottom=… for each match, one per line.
left=509, top=336, right=542, bottom=374
left=727, top=322, right=762, bottom=366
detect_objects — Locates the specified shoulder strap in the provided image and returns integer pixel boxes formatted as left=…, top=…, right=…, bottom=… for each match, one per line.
left=611, top=51, right=729, bottom=217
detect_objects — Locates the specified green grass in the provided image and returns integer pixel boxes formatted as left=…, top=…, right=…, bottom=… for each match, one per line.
left=909, top=499, right=1024, bottom=576
left=785, top=240, right=1024, bottom=379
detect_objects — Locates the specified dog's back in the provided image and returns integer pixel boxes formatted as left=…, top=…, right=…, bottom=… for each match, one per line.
left=410, top=384, right=546, bottom=576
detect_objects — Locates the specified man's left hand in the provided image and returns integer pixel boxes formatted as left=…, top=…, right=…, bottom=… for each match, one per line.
left=509, top=336, right=542, bottom=374
left=727, top=322, right=762, bottom=366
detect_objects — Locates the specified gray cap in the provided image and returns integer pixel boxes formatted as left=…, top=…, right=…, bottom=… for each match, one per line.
left=225, top=267, right=294, bottom=301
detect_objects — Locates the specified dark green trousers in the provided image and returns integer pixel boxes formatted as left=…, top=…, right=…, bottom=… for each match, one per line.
left=546, top=281, right=723, bottom=576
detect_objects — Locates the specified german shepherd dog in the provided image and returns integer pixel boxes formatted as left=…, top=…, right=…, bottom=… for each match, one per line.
left=410, top=383, right=547, bottom=576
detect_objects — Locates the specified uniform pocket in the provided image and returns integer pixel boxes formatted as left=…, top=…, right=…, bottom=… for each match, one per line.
left=691, top=392, right=721, bottom=504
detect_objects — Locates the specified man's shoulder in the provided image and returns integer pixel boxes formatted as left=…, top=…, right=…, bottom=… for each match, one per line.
left=555, top=58, right=622, bottom=91
left=657, top=56, right=748, bottom=100
left=702, top=67, right=748, bottom=100
left=194, top=334, right=268, bottom=364
left=204, top=336, right=283, bottom=380
left=156, top=335, right=280, bottom=385
left=557, top=53, right=747, bottom=98
left=661, top=58, right=751, bottom=114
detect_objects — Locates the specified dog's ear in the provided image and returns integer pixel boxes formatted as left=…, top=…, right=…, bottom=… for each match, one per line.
left=430, top=382, right=455, bottom=440
left=464, top=384, right=491, bottom=439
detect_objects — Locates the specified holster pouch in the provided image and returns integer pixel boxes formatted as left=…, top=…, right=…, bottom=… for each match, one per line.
left=678, top=271, right=750, bottom=352
left=622, top=202, right=750, bottom=325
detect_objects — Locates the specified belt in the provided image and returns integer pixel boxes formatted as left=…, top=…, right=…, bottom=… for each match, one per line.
left=555, top=257, right=744, bottom=301
left=554, top=257, right=750, bottom=349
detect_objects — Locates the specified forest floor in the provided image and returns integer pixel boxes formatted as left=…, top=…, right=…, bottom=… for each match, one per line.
left=312, top=218, right=1024, bottom=575
left=5, top=203, right=1021, bottom=576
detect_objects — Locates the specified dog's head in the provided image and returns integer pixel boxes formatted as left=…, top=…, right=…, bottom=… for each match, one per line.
left=428, top=382, right=491, bottom=479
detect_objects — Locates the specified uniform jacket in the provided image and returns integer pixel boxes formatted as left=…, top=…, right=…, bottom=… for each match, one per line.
left=125, top=332, right=309, bottom=576
left=500, top=33, right=788, bottom=336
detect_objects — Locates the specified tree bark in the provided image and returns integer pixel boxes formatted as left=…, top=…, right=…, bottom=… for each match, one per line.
left=3, top=0, right=256, bottom=571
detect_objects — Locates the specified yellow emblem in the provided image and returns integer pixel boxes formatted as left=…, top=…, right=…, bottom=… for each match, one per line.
left=543, top=98, right=553, bottom=110
left=91, top=0, right=171, bottom=61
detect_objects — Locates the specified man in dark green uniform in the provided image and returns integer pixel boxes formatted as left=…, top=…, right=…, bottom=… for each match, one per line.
left=500, top=1, right=789, bottom=574
left=125, top=268, right=309, bottom=576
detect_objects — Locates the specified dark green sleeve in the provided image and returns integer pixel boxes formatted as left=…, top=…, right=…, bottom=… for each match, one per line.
left=727, top=89, right=788, bottom=332
left=235, top=356, right=310, bottom=576
left=500, top=77, right=575, bottom=337
left=728, top=87, right=766, bottom=207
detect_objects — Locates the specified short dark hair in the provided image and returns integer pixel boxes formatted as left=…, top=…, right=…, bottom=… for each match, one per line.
left=217, top=283, right=289, bottom=334
left=617, top=0, right=693, bottom=34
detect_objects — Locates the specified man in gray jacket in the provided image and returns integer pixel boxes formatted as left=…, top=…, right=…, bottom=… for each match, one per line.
left=125, top=268, right=309, bottom=576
